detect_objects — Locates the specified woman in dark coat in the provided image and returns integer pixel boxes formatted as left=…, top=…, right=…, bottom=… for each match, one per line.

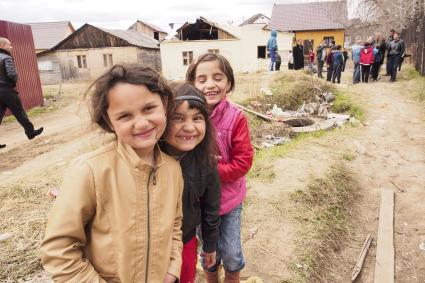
left=293, top=40, right=304, bottom=70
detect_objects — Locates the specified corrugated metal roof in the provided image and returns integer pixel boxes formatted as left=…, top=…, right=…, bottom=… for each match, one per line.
left=269, top=1, right=347, bottom=32
left=97, top=26, right=160, bottom=49
left=27, top=21, right=74, bottom=50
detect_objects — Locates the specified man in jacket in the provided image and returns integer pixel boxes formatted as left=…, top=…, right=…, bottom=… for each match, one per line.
left=316, top=40, right=326, bottom=78
left=0, top=37, right=43, bottom=148
left=267, top=30, right=278, bottom=71
left=386, top=32, right=405, bottom=82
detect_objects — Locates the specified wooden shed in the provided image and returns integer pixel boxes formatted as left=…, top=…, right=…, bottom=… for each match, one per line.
left=37, top=23, right=160, bottom=84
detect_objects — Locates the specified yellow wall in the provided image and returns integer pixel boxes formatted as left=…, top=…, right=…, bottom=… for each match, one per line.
left=295, top=29, right=345, bottom=50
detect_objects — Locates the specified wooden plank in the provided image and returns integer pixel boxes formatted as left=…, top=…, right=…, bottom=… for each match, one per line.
left=351, top=234, right=373, bottom=281
left=231, top=102, right=273, bottom=121
left=374, top=188, right=395, bottom=283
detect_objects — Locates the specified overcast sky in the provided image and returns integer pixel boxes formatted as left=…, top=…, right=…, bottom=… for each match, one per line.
left=1, top=0, right=320, bottom=35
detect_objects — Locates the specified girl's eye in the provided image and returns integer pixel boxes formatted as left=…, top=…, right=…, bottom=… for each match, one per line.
left=144, top=105, right=157, bottom=112
left=194, top=115, right=204, bottom=121
left=118, top=114, right=130, bottom=120
left=171, top=115, right=183, bottom=122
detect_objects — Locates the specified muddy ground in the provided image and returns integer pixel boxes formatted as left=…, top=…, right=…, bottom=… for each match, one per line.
left=0, top=67, right=424, bottom=282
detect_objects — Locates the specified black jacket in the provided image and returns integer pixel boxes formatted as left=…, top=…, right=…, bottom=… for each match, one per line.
left=166, top=149, right=220, bottom=252
left=0, top=48, right=18, bottom=89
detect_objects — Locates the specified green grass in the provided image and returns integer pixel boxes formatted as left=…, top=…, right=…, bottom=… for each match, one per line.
left=288, top=164, right=359, bottom=282
left=332, top=91, right=365, bottom=121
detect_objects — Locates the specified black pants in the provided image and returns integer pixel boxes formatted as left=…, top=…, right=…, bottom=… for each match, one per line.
left=275, top=61, right=281, bottom=71
left=0, top=88, right=35, bottom=137
left=371, top=62, right=382, bottom=80
left=388, top=55, right=401, bottom=81
left=326, top=64, right=333, bottom=81
left=332, top=63, right=342, bottom=83
left=361, top=65, right=371, bottom=82
left=317, top=60, right=324, bottom=78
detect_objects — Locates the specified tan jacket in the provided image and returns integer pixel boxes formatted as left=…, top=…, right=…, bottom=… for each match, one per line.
left=40, top=141, right=183, bottom=282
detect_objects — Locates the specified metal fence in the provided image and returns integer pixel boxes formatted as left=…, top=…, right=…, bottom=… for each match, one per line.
left=0, top=20, right=43, bottom=110
left=402, top=13, right=425, bottom=75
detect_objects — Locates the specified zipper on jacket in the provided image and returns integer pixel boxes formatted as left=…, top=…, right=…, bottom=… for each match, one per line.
left=145, top=166, right=157, bottom=282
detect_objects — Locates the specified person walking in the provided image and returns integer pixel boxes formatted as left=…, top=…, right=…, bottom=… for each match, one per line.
left=371, top=34, right=386, bottom=81
left=386, top=32, right=405, bottom=82
left=267, top=30, right=278, bottom=71
left=385, top=29, right=395, bottom=75
left=0, top=37, right=43, bottom=148
left=326, top=46, right=335, bottom=82
left=332, top=45, right=343, bottom=84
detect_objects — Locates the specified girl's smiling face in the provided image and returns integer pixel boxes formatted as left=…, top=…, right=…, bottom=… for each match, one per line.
left=107, top=82, right=167, bottom=160
left=193, top=60, right=230, bottom=110
left=165, top=101, right=206, bottom=154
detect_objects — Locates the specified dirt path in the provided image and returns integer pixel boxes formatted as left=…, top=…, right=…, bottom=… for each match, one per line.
left=240, top=70, right=425, bottom=282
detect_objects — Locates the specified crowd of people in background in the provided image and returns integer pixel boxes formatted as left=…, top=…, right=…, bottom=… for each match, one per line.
left=269, top=29, right=406, bottom=85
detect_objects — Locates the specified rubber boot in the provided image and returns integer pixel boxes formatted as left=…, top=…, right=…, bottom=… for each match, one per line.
left=204, top=270, right=219, bottom=283
left=224, top=270, right=240, bottom=283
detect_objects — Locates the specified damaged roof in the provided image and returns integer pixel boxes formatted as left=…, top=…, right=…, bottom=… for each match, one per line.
left=269, top=1, right=347, bottom=32
left=176, top=17, right=239, bottom=40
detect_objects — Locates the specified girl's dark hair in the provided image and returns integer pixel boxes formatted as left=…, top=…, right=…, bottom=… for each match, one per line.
left=167, top=83, right=218, bottom=167
left=84, top=64, right=174, bottom=133
left=186, top=53, right=235, bottom=93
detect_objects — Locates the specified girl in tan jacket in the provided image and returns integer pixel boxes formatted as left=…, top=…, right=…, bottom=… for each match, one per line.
left=40, top=65, right=184, bottom=283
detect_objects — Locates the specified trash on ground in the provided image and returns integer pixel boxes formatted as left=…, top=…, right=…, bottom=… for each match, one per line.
left=0, top=232, right=13, bottom=242
left=353, top=140, right=366, bottom=155
left=419, top=241, right=425, bottom=251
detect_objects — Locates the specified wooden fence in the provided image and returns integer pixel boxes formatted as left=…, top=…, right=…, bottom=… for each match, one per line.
left=402, top=13, right=425, bottom=75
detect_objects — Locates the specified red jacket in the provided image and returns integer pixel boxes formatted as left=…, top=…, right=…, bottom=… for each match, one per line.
left=360, top=47, right=374, bottom=65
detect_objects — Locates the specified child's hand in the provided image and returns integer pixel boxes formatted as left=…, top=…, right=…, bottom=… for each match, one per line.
left=202, top=251, right=217, bottom=269
left=163, top=273, right=177, bottom=283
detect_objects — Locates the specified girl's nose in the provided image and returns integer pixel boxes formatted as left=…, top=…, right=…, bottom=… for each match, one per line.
left=182, top=121, right=195, bottom=131
left=134, top=115, right=148, bottom=129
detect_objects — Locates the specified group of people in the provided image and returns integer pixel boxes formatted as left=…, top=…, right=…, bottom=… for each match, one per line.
left=40, top=52, right=254, bottom=283
left=351, top=29, right=405, bottom=84
left=0, top=37, right=43, bottom=148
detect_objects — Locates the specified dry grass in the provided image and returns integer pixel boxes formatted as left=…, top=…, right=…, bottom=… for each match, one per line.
left=243, top=72, right=335, bottom=112
left=0, top=166, right=64, bottom=281
left=288, top=164, right=360, bottom=282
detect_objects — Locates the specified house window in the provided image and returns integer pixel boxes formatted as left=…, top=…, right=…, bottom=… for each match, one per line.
left=207, top=49, right=219, bottom=54
left=323, top=37, right=334, bottom=47
left=154, top=32, right=159, bottom=41
left=77, top=55, right=87, bottom=68
left=103, top=54, right=113, bottom=67
left=182, top=51, right=193, bottom=66
left=257, top=46, right=266, bottom=59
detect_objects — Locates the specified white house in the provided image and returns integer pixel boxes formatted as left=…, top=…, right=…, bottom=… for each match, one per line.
left=160, top=16, right=294, bottom=80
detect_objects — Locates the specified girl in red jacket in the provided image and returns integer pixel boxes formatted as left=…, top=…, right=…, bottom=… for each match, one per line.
left=187, top=53, right=254, bottom=282
left=360, top=42, right=374, bottom=83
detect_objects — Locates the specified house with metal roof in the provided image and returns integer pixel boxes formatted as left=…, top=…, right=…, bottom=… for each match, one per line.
left=36, top=23, right=160, bottom=84
left=128, top=20, right=168, bottom=41
left=268, top=1, right=347, bottom=52
left=28, top=21, right=75, bottom=53
left=160, top=16, right=293, bottom=79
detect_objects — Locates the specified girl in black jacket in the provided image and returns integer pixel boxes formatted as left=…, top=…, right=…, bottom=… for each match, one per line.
left=161, top=84, right=220, bottom=283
